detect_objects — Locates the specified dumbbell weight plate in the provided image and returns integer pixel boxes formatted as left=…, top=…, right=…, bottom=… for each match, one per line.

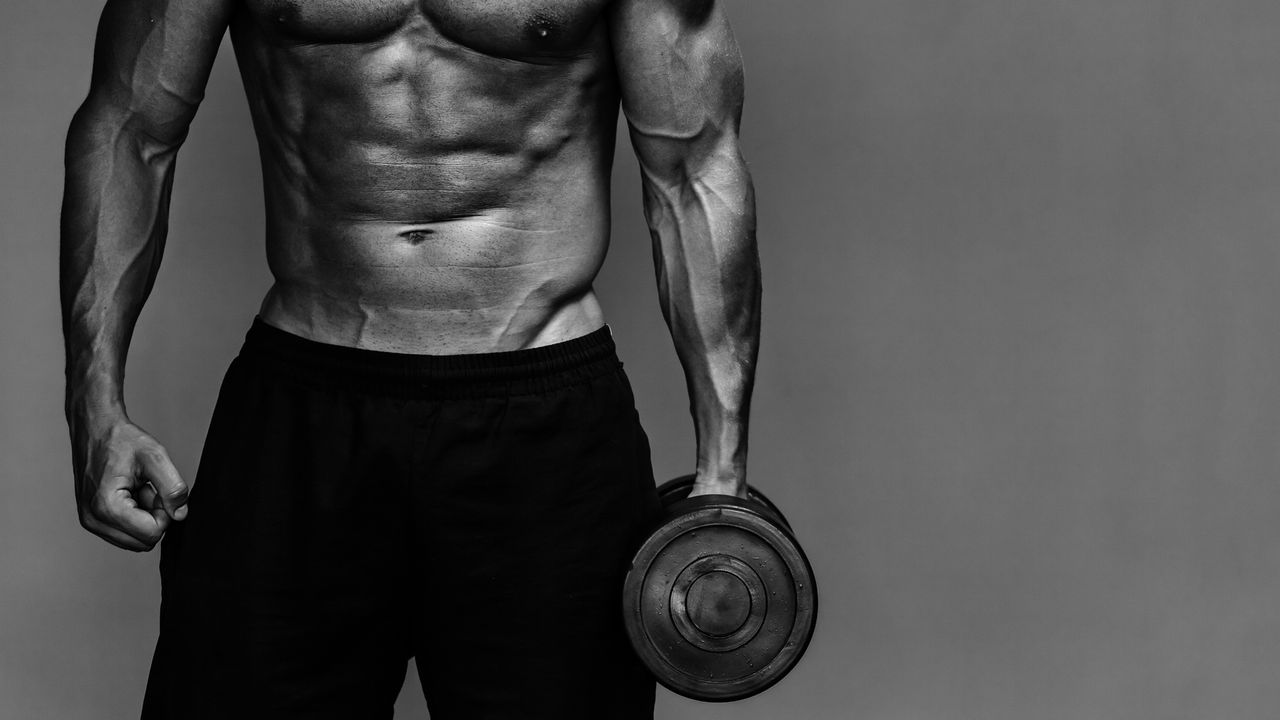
left=623, top=492, right=818, bottom=702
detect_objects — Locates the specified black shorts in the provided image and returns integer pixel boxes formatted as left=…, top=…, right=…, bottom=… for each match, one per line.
left=142, top=319, right=661, bottom=719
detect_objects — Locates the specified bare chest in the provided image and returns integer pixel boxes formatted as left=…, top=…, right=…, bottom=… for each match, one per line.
left=244, top=0, right=611, bottom=54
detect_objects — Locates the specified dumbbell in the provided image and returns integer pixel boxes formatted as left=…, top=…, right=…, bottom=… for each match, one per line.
left=622, top=475, right=818, bottom=702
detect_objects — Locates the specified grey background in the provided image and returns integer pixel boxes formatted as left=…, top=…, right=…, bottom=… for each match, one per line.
left=5, top=1, right=1280, bottom=718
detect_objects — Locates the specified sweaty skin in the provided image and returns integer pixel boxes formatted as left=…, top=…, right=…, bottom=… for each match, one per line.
left=61, top=0, right=760, bottom=551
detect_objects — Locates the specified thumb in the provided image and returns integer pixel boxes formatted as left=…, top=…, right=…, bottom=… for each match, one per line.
left=138, top=447, right=189, bottom=521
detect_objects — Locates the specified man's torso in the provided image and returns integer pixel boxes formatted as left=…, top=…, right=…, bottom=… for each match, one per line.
left=230, top=0, right=620, bottom=352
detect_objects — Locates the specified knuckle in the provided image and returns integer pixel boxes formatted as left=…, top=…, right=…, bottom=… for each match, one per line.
left=78, top=516, right=124, bottom=547
left=142, top=523, right=166, bottom=546
left=88, top=493, right=112, bottom=520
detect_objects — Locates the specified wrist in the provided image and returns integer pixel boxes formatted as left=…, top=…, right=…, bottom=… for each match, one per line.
left=65, top=387, right=127, bottom=436
left=692, top=460, right=748, bottom=497
left=694, top=429, right=747, bottom=481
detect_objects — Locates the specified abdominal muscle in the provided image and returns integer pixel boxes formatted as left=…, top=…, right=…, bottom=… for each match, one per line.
left=236, top=12, right=620, bottom=354
left=258, top=206, right=612, bottom=355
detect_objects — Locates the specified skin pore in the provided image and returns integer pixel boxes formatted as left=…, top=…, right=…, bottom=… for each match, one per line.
left=61, top=0, right=759, bottom=551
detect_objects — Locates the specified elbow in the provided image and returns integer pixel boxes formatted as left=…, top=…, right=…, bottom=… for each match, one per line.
left=124, top=111, right=193, bottom=160
left=68, top=93, right=194, bottom=166
left=643, top=151, right=754, bottom=222
left=646, top=146, right=756, bottom=226
left=634, top=121, right=749, bottom=192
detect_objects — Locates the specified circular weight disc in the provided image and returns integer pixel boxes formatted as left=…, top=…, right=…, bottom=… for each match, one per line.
left=656, top=475, right=792, bottom=530
left=623, top=496, right=818, bottom=702
left=669, top=554, right=768, bottom=652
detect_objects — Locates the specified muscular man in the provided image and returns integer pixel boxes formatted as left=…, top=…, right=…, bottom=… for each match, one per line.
left=61, top=0, right=759, bottom=716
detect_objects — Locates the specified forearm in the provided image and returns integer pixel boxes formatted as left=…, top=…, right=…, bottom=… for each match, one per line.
left=641, top=143, right=760, bottom=488
left=60, top=98, right=182, bottom=429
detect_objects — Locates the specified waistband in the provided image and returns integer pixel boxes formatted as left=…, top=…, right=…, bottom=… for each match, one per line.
left=237, top=318, right=621, bottom=399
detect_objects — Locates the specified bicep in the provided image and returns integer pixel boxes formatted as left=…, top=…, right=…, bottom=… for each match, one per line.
left=84, top=0, right=234, bottom=144
left=608, top=0, right=745, bottom=177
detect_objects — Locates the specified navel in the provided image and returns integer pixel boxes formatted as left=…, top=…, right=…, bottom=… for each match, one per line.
left=401, top=229, right=435, bottom=245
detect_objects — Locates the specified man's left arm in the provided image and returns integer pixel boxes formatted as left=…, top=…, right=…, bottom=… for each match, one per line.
left=609, top=0, right=760, bottom=498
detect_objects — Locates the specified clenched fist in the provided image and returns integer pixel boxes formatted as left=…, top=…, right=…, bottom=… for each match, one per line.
left=71, top=417, right=188, bottom=551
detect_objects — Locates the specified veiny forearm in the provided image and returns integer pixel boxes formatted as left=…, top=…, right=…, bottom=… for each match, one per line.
left=60, top=98, right=183, bottom=427
left=639, top=140, right=760, bottom=485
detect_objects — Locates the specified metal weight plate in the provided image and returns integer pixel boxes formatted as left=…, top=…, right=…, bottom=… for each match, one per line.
left=623, top=491, right=818, bottom=702
left=656, top=474, right=792, bottom=530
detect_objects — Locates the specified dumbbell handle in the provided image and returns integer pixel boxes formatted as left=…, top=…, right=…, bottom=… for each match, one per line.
left=657, top=474, right=793, bottom=531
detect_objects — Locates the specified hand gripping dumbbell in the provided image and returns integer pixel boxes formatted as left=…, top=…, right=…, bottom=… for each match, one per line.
left=622, top=475, right=818, bottom=701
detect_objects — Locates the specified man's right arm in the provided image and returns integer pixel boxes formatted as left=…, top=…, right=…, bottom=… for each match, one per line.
left=62, top=0, right=232, bottom=551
